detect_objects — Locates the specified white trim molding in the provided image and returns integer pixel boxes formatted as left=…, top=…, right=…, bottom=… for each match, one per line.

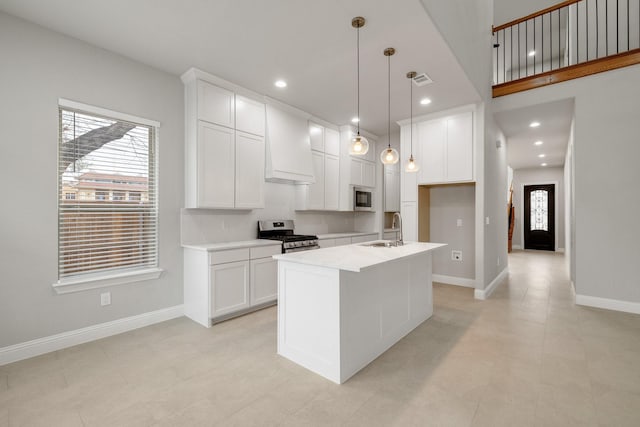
left=474, top=267, right=508, bottom=300
left=52, top=267, right=163, bottom=294
left=0, top=305, right=183, bottom=366
left=432, top=274, right=476, bottom=288
left=575, top=294, right=640, bottom=315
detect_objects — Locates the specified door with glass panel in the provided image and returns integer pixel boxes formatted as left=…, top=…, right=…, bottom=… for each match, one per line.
left=524, top=184, right=555, bottom=251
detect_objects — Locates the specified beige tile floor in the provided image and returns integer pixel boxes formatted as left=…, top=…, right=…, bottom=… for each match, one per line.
left=2, top=250, right=640, bottom=426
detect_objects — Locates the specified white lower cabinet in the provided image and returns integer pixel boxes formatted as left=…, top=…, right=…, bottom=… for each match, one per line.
left=210, top=261, right=250, bottom=318
left=250, top=257, right=278, bottom=305
left=184, top=243, right=280, bottom=327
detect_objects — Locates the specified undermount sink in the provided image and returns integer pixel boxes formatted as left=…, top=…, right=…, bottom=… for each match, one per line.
left=360, top=241, right=402, bottom=248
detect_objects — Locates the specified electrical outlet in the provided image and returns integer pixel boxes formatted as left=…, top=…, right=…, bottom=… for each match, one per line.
left=485, top=216, right=490, bottom=225
left=451, top=250, right=462, bottom=261
left=100, top=292, right=111, bottom=306
left=457, top=219, right=462, bottom=227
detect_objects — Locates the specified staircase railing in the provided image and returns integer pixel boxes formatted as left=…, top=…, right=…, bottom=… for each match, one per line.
left=492, top=0, right=640, bottom=97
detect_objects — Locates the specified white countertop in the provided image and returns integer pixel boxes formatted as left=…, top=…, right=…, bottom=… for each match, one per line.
left=182, top=239, right=280, bottom=251
left=273, top=241, right=447, bottom=272
left=317, top=232, right=378, bottom=240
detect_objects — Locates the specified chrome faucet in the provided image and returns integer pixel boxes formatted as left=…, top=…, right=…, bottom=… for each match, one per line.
left=393, top=212, right=403, bottom=246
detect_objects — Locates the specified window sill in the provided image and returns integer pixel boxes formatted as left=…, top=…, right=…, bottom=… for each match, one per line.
left=52, top=267, right=164, bottom=294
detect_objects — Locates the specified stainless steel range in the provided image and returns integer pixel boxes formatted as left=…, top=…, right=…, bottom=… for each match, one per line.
left=257, top=220, right=319, bottom=253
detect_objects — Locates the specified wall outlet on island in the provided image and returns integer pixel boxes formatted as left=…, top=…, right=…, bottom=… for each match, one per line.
left=451, top=250, right=462, bottom=261
left=100, top=292, right=111, bottom=306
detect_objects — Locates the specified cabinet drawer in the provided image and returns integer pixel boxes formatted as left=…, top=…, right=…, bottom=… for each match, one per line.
left=209, top=248, right=250, bottom=265
left=250, top=245, right=281, bottom=259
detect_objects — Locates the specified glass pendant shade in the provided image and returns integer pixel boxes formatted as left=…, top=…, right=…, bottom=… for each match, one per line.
left=380, top=147, right=399, bottom=164
left=405, top=155, right=420, bottom=173
left=349, top=134, right=369, bottom=155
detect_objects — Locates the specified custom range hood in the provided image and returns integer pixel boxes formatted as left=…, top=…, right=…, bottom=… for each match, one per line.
left=264, top=97, right=315, bottom=184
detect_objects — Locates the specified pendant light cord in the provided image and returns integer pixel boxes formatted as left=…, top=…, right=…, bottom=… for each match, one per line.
left=410, top=77, right=413, bottom=156
left=387, top=53, right=391, bottom=149
left=356, top=25, right=361, bottom=136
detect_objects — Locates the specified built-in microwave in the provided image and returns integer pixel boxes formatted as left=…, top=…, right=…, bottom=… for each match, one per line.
left=353, top=187, right=373, bottom=211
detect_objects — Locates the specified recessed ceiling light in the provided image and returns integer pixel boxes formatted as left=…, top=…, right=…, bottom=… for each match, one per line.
left=528, top=50, right=536, bottom=57
left=420, top=98, right=432, bottom=105
left=541, top=163, right=548, bottom=167
left=274, top=80, right=287, bottom=88
left=538, top=154, right=546, bottom=158
left=351, top=117, right=360, bottom=123
left=530, top=121, right=541, bottom=128
left=534, top=140, right=543, bottom=146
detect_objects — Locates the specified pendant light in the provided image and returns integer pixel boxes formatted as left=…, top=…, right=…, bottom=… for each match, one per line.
left=349, top=16, right=369, bottom=156
left=380, top=48, right=399, bottom=165
left=405, top=71, right=420, bottom=173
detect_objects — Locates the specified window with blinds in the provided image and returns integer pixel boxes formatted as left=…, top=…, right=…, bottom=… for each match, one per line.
left=58, top=103, right=158, bottom=280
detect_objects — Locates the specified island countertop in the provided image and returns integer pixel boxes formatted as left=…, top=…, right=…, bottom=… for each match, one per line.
left=273, top=241, right=446, bottom=272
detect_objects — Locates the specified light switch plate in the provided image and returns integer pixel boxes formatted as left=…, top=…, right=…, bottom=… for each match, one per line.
left=100, top=292, right=111, bottom=306
left=485, top=216, right=490, bottom=225
left=457, top=219, right=462, bottom=227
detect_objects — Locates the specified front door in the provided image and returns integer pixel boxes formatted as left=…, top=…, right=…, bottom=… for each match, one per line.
left=524, top=184, right=555, bottom=251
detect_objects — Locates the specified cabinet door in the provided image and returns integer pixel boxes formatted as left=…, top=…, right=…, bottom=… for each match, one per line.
left=308, top=151, right=325, bottom=210
left=324, top=154, right=340, bottom=210
left=197, top=80, right=235, bottom=128
left=250, top=257, right=277, bottom=305
left=446, top=112, right=473, bottom=182
left=384, top=168, right=400, bottom=212
left=418, top=120, right=446, bottom=184
left=235, top=131, right=265, bottom=209
left=324, top=128, right=340, bottom=156
left=401, top=201, right=418, bottom=242
left=362, top=161, right=375, bottom=188
left=350, top=158, right=363, bottom=186
left=309, top=122, right=324, bottom=152
left=210, top=260, right=250, bottom=318
left=198, top=122, right=235, bottom=208
left=236, top=96, right=265, bottom=137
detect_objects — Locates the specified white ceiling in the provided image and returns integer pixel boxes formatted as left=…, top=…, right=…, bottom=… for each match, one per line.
left=494, top=98, right=574, bottom=170
left=0, top=0, right=481, bottom=136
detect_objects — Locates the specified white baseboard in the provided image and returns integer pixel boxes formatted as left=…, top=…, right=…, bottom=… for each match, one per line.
left=512, top=245, right=522, bottom=250
left=575, top=294, right=640, bottom=315
left=432, top=274, right=476, bottom=288
left=474, top=267, right=508, bottom=300
left=0, top=305, right=184, bottom=366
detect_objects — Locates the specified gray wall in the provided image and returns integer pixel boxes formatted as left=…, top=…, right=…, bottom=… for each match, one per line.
left=430, top=185, right=476, bottom=280
left=483, top=112, right=510, bottom=285
left=420, top=0, right=493, bottom=101
left=493, top=63, right=640, bottom=304
left=0, top=12, right=184, bottom=348
left=511, top=167, right=565, bottom=250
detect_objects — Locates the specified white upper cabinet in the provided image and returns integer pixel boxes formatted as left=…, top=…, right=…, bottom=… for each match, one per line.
left=384, top=166, right=400, bottom=212
left=417, top=120, right=446, bottom=184
left=413, top=111, right=473, bottom=185
left=296, top=122, right=342, bottom=211
left=197, top=80, right=235, bottom=128
left=400, top=124, right=417, bottom=202
left=324, top=128, right=340, bottom=156
left=235, top=95, right=265, bottom=137
left=446, top=112, right=473, bottom=182
left=235, top=131, right=265, bottom=209
left=324, top=154, right=340, bottom=210
left=198, top=122, right=235, bottom=208
left=182, top=69, right=265, bottom=209
left=309, top=122, right=324, bottom=152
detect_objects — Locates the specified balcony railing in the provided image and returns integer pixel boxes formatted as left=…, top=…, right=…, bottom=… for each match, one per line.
left=492, top=0, right=640, bottom=97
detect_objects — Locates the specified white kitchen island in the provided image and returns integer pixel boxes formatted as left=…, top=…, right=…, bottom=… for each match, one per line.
left=274, top=241, right=446, bottom=384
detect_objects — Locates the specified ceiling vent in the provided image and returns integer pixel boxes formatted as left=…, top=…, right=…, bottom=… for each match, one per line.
left=412, top=72, right=433, bottom=87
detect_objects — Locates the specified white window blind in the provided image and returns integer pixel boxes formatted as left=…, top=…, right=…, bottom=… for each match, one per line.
left=58, top=104, right=158, bottom=280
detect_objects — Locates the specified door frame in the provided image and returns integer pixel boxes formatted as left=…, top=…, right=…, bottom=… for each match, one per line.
left=520, top=181, right=558, bottom=251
